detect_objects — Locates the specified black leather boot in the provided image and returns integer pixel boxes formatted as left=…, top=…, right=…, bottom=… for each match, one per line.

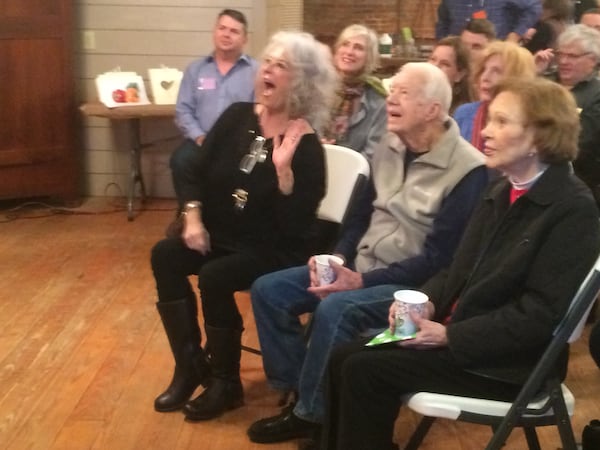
left=583, top=419, right=600, bottom=450
left=154, top=298, right=211, bottom=412
left=183, top=325, right=244, bottom=421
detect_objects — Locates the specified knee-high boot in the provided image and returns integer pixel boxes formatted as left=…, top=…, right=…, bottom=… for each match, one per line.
left=154, top=298, right=211, bottom=412
left=183, top=325, right=244, bottom=420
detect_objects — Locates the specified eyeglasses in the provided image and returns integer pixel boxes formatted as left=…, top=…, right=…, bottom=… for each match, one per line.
left=555, top=51, right=592, bottom=61
left=239, top=136, right=268, bottom=174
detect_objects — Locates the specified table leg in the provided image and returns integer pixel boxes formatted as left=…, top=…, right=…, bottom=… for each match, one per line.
left=128, top=118, right=147, bottom=221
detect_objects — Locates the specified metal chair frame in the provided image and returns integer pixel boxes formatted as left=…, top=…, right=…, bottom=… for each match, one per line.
left=403, top=252, right=600, bottom=450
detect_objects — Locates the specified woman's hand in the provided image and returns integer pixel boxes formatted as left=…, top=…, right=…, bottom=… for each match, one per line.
left=389, top=301, right=435, bottom=334
left=534, top=48, right=554, bottom=74
left=523, top=27, right=536, bottom=42
left=399, top=313, right=448, bottom=350
left=272, top=118, right=312, bottom=169
left=182, top=210, right=211, bottom=255
left=272, top=118, right=313, bottom=194
left=307, top=261, right=361, bottom=299
left=388, top=301, right=398, bottom=330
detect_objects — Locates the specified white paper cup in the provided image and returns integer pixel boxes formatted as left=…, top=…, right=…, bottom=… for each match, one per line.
left=315, top=254, right=344, bottom=286
left=393, top=290, right=428, bottom=337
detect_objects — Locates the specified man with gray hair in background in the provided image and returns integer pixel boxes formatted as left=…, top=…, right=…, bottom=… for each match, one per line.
left=247, top=62, right=488, bottom=447
left=538, top=23, right=600, bottom=206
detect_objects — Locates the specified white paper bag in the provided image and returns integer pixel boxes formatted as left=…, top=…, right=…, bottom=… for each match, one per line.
left=148, top=66, right=183, bottom=105
left=95, top=70, right=151, bottom=108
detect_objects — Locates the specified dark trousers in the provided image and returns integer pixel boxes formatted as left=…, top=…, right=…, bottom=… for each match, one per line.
left=590, top=320, right=600, bottom=369
left=320, top=339, right=522, bottom=450
left=151, top=237, right=282, bottom=329
left=169, top=139, right=202, bottom=209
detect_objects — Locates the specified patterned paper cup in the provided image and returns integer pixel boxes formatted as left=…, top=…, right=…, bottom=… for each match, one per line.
left=315, top=254, right=344, bottom=286
left=393, top=290, right=428, bottom=337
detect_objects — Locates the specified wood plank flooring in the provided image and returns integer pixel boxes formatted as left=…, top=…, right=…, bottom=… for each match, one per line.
left=1, top=198, right=599, bottom=450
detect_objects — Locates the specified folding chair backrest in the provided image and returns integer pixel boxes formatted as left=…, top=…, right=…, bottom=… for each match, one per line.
left=485, top=251, right=600, bottom=450
left=565, top=254, right=600, bottom=343
left=317, top=144, right=370, bottom=225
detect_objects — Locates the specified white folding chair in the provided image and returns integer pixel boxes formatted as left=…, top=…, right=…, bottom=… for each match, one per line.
left=315, top=143, right=370, bottom=247
left=241, top=144, right=370, bottom=356
left=402, top=252, right=600, bottom=450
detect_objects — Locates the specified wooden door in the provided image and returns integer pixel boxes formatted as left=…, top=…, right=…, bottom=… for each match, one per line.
left=0, top=0, right=79, bottom=202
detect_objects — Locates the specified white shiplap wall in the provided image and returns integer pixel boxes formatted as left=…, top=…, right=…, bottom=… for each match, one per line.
left=76, top=0, right=283, bottom=198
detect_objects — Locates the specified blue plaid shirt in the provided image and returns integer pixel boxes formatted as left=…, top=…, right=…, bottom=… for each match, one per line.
left=435, top=0, right=542, bottom=40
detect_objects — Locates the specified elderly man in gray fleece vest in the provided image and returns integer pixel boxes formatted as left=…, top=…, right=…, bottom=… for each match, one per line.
left=247, top=62, right=488, bottom=445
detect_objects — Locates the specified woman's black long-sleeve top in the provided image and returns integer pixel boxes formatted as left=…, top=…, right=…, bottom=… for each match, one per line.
left=178, top=102, right=326, bottom=265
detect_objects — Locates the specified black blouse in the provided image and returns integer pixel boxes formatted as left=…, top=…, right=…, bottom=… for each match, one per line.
left=179, top=102, right=326, bottom=263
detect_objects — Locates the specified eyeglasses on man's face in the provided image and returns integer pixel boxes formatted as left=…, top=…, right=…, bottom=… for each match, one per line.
left=555, top=50, right=592, bottom=61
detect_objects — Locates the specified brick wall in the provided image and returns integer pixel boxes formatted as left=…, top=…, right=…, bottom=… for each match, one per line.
left=304, top=0, right=441, bottom=46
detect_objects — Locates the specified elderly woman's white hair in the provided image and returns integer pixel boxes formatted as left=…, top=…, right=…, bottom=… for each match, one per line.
left=558, top=24, right=600, bottom=61
left=261, top=31, right=337, bottom=134
left=395, top=62, right=452, bottom=121
left=334, top=24, right=380, bottom=75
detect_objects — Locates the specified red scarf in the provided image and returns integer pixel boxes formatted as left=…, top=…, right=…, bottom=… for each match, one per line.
left=471, top=102, right=488, bottom=152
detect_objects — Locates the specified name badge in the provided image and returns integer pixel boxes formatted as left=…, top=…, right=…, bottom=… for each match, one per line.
left=472, top=10, right=487, bottom=19
left=197, top=77, right=217, bottom=90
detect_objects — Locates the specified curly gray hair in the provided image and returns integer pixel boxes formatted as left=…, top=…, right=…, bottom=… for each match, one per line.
left=260, top=31, right=338, bottom=134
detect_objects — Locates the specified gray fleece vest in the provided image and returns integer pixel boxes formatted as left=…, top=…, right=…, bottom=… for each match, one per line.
left=355, top=119, right=485, bottom=272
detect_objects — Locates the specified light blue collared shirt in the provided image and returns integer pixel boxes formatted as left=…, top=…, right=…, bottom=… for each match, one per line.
left=175, top=53, right=258, bottom=141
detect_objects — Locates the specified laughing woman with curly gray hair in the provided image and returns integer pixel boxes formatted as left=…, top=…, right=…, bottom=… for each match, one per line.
left=150, top=30, right=337, bottom=422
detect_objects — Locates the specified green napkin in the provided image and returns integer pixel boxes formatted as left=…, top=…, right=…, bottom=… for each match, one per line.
left=365, top=328, right=416, bottom=346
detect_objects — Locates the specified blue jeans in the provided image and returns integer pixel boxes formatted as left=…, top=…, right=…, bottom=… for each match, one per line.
left=251, top=265, right=406, bottom=423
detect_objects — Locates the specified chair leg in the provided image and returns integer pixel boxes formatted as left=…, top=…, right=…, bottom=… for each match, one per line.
left=241, top=344, right=262, bottom=355
left=556, top=420, right=578, bottom=450
left=553, top=394, right=578, bottom=450
left=523, top=427, right=541, bottom=450
left=403, top=416, right=436, bottom=450
left=234, top=290, right=262, bottom=356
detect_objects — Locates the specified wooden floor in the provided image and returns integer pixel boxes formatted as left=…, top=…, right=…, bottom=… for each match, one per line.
left=1, top=197, right=599, bottom=450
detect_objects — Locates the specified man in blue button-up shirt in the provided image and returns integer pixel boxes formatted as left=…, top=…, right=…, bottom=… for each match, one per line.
left=170, top=9, right=258, bottom=206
